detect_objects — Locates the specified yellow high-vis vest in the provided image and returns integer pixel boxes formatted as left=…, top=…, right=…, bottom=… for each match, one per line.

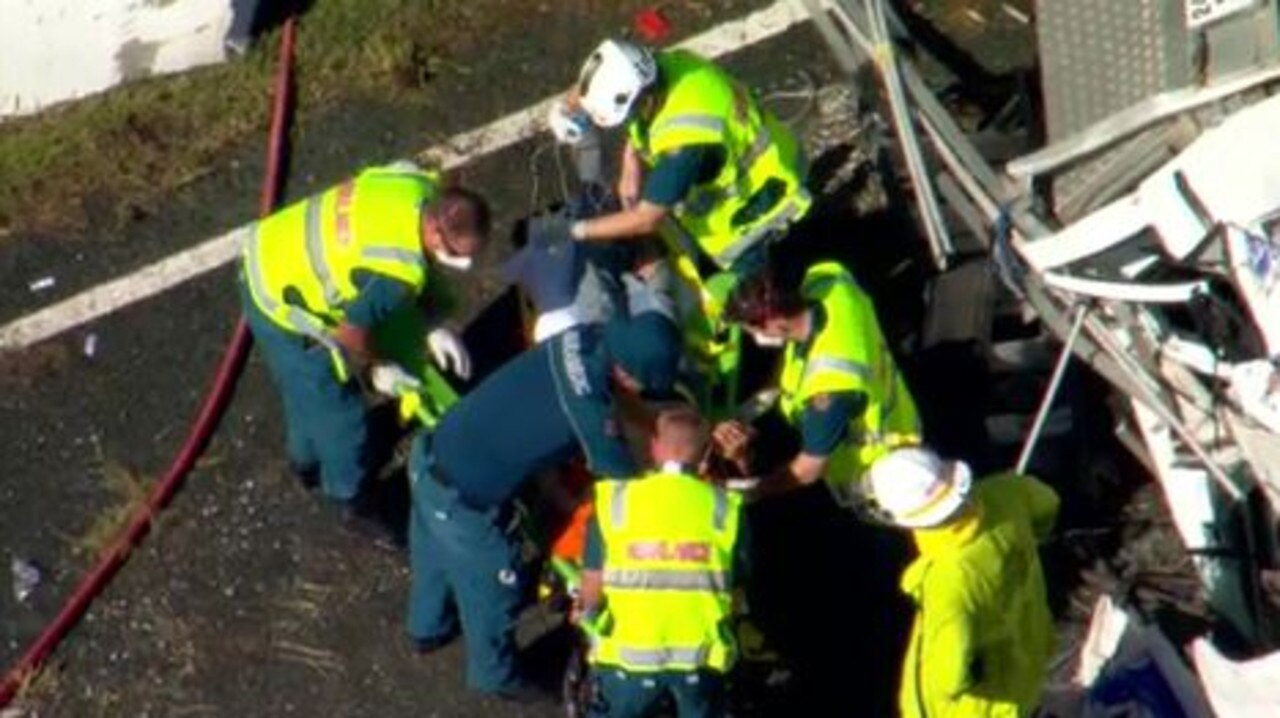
left=778, top=262, right=922, bottom=504
left=591, top=471, right=741, bottom=673
left=626, top=50, right=810, bottom=271
left=241, top=163, right=438, bottom=379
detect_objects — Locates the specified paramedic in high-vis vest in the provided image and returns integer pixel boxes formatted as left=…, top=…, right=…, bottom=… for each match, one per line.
left=549, top=39, right=810, bottom=277
left=712, top=261, right=922, bottom=506
left=579, top=406, right=748, bottom=718
left=239, top=161, right=490, bottom=515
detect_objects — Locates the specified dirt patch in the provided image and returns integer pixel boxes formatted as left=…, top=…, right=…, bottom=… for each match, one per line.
left=0, top=343, right=73, bottom=391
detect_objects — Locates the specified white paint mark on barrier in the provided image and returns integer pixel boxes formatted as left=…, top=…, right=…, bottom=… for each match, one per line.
left=0, top=0, right=815, bottom=350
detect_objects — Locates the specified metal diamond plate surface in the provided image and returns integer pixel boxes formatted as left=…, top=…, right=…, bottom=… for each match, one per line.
left=1037, top=0, right=1194, bottom=219
left=1038, top=0, right=1192, bottom=140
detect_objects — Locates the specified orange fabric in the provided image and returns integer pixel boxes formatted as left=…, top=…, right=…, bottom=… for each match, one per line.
left=551, top=499, right=594, bottom=562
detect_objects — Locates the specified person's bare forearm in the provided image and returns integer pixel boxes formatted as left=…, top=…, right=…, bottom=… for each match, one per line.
left=616, top=142, right=645, bottom=209
left=580, top=570, right=604, bottom=615
left=750, top=453, right=827, bottom=501
left=575, top=203, right=668, bottom=242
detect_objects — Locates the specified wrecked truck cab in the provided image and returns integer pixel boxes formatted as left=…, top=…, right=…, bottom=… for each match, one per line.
left=802, top=0, right=1280, bottom=702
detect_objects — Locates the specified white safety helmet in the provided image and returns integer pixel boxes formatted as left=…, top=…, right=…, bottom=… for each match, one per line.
left=577, top=39, right=658, bottom=128
left=867, top=447, right=973, bottom=528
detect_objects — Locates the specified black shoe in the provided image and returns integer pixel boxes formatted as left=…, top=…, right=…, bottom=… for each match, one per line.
left=288, top=462, right=320, bottom=491
left=339, top=503, right=402, bottom=551
left=321, top=490, right=402, bottom=551
left=411, top=631, right=458, bottom=656
left=492, top=682, right=554, bottom=706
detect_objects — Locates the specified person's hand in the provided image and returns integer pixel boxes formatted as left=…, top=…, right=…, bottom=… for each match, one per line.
left=547, top=99, right=593, bottom=146
left=568, top=597, right=589, bottom=626
left=370, top=363, right=421, bottom=398
left=528, top=211, right=580, bottom=250
left=712, top=420, right=755, bottom=466
left=427, top=328, right=472, bottom=380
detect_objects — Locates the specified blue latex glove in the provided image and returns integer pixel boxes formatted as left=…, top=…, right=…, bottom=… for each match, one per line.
left=504, top=213, right=586, bottom=314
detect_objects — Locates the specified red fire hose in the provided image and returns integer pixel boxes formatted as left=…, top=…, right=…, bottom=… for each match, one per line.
left=0, top=17, right=298, bottom=706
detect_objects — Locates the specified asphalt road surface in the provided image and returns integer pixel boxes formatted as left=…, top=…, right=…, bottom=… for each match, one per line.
left=0, top=3, right=909, bottom=715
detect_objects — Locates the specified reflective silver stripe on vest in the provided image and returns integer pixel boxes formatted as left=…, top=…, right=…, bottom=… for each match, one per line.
left=738, top=127, right=772, bottom=174
left=610, top=481, right=629, bottom=528
left=712, top=490, right=729, bottom=532
left=362, top=245, right=424, bottom=266
left=243, top=226, right=274, bottom=309
left=284, top=308, right=343, bottom=351
left=304, top=197, right=343, bottom=307
left=715, top=189, right=810, bottom=267
left=617, top=645, right=711, bottom=668
left=243, top=228, right=342, bottom=351
left=603, top=568, right=728, bottom=592
left=804, top=355, right=874, bottom=384
left=651, top=113, right=727, bottom=138
left=883, top=363, right=900, bottom=418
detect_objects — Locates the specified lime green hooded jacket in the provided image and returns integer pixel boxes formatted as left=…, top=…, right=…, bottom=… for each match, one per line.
left=899, top=472, right=1059, bottom=718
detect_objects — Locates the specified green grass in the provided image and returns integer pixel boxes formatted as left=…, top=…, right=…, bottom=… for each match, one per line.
left=0, top=0, right=490, bottom=236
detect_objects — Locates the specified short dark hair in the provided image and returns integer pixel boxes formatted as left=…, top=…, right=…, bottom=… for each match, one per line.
left=723, top=264, right=806, bottom=326
left=433, top=186, right=492, bottom=239
left=654, top=404, right=708, bottom=464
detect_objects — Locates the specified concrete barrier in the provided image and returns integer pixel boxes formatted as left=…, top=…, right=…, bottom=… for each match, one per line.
left=0, top=0, right=257, bottom=119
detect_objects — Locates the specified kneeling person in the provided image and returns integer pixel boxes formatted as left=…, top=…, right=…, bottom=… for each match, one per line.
left=715, top=261, right=922, bottom=507
left=580, top=406, right=747, bottom=718
left=240, top=161, right=488, bottom=508
left=406, top=313, right=682, bottom=698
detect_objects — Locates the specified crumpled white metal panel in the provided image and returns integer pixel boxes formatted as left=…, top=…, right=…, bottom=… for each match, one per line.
left=0, top=0, right=241, bottom=119
left=1192, top=637, right=1280, bottom=717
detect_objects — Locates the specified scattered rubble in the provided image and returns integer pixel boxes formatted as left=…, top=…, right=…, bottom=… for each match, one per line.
left=10, top=557, right=40, bottom=603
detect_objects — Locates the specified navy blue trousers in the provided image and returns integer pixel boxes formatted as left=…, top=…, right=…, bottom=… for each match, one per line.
left=406, top=434, right=523, bottom=693
left=589, top=667, right=726, bottom=718
left=244, top=296, right=368, bottom=501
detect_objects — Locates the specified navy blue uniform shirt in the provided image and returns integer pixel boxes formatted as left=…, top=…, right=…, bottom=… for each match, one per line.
left=431, top=325, right=639, bottom=508
left=643, top=144, right=789, bottom=230
left=344, top=270, right=414, bottom=330
left=642, top=145, right=725, bottom=207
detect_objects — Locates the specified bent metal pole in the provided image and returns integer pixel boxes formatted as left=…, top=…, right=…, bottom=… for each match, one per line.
left=1015, top=304, right=1089, bottom=475
left=0, top=17, right=299, bottom=707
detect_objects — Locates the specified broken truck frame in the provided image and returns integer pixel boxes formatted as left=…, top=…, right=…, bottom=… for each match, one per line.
left=802, top=0, right=1280, bottom=650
